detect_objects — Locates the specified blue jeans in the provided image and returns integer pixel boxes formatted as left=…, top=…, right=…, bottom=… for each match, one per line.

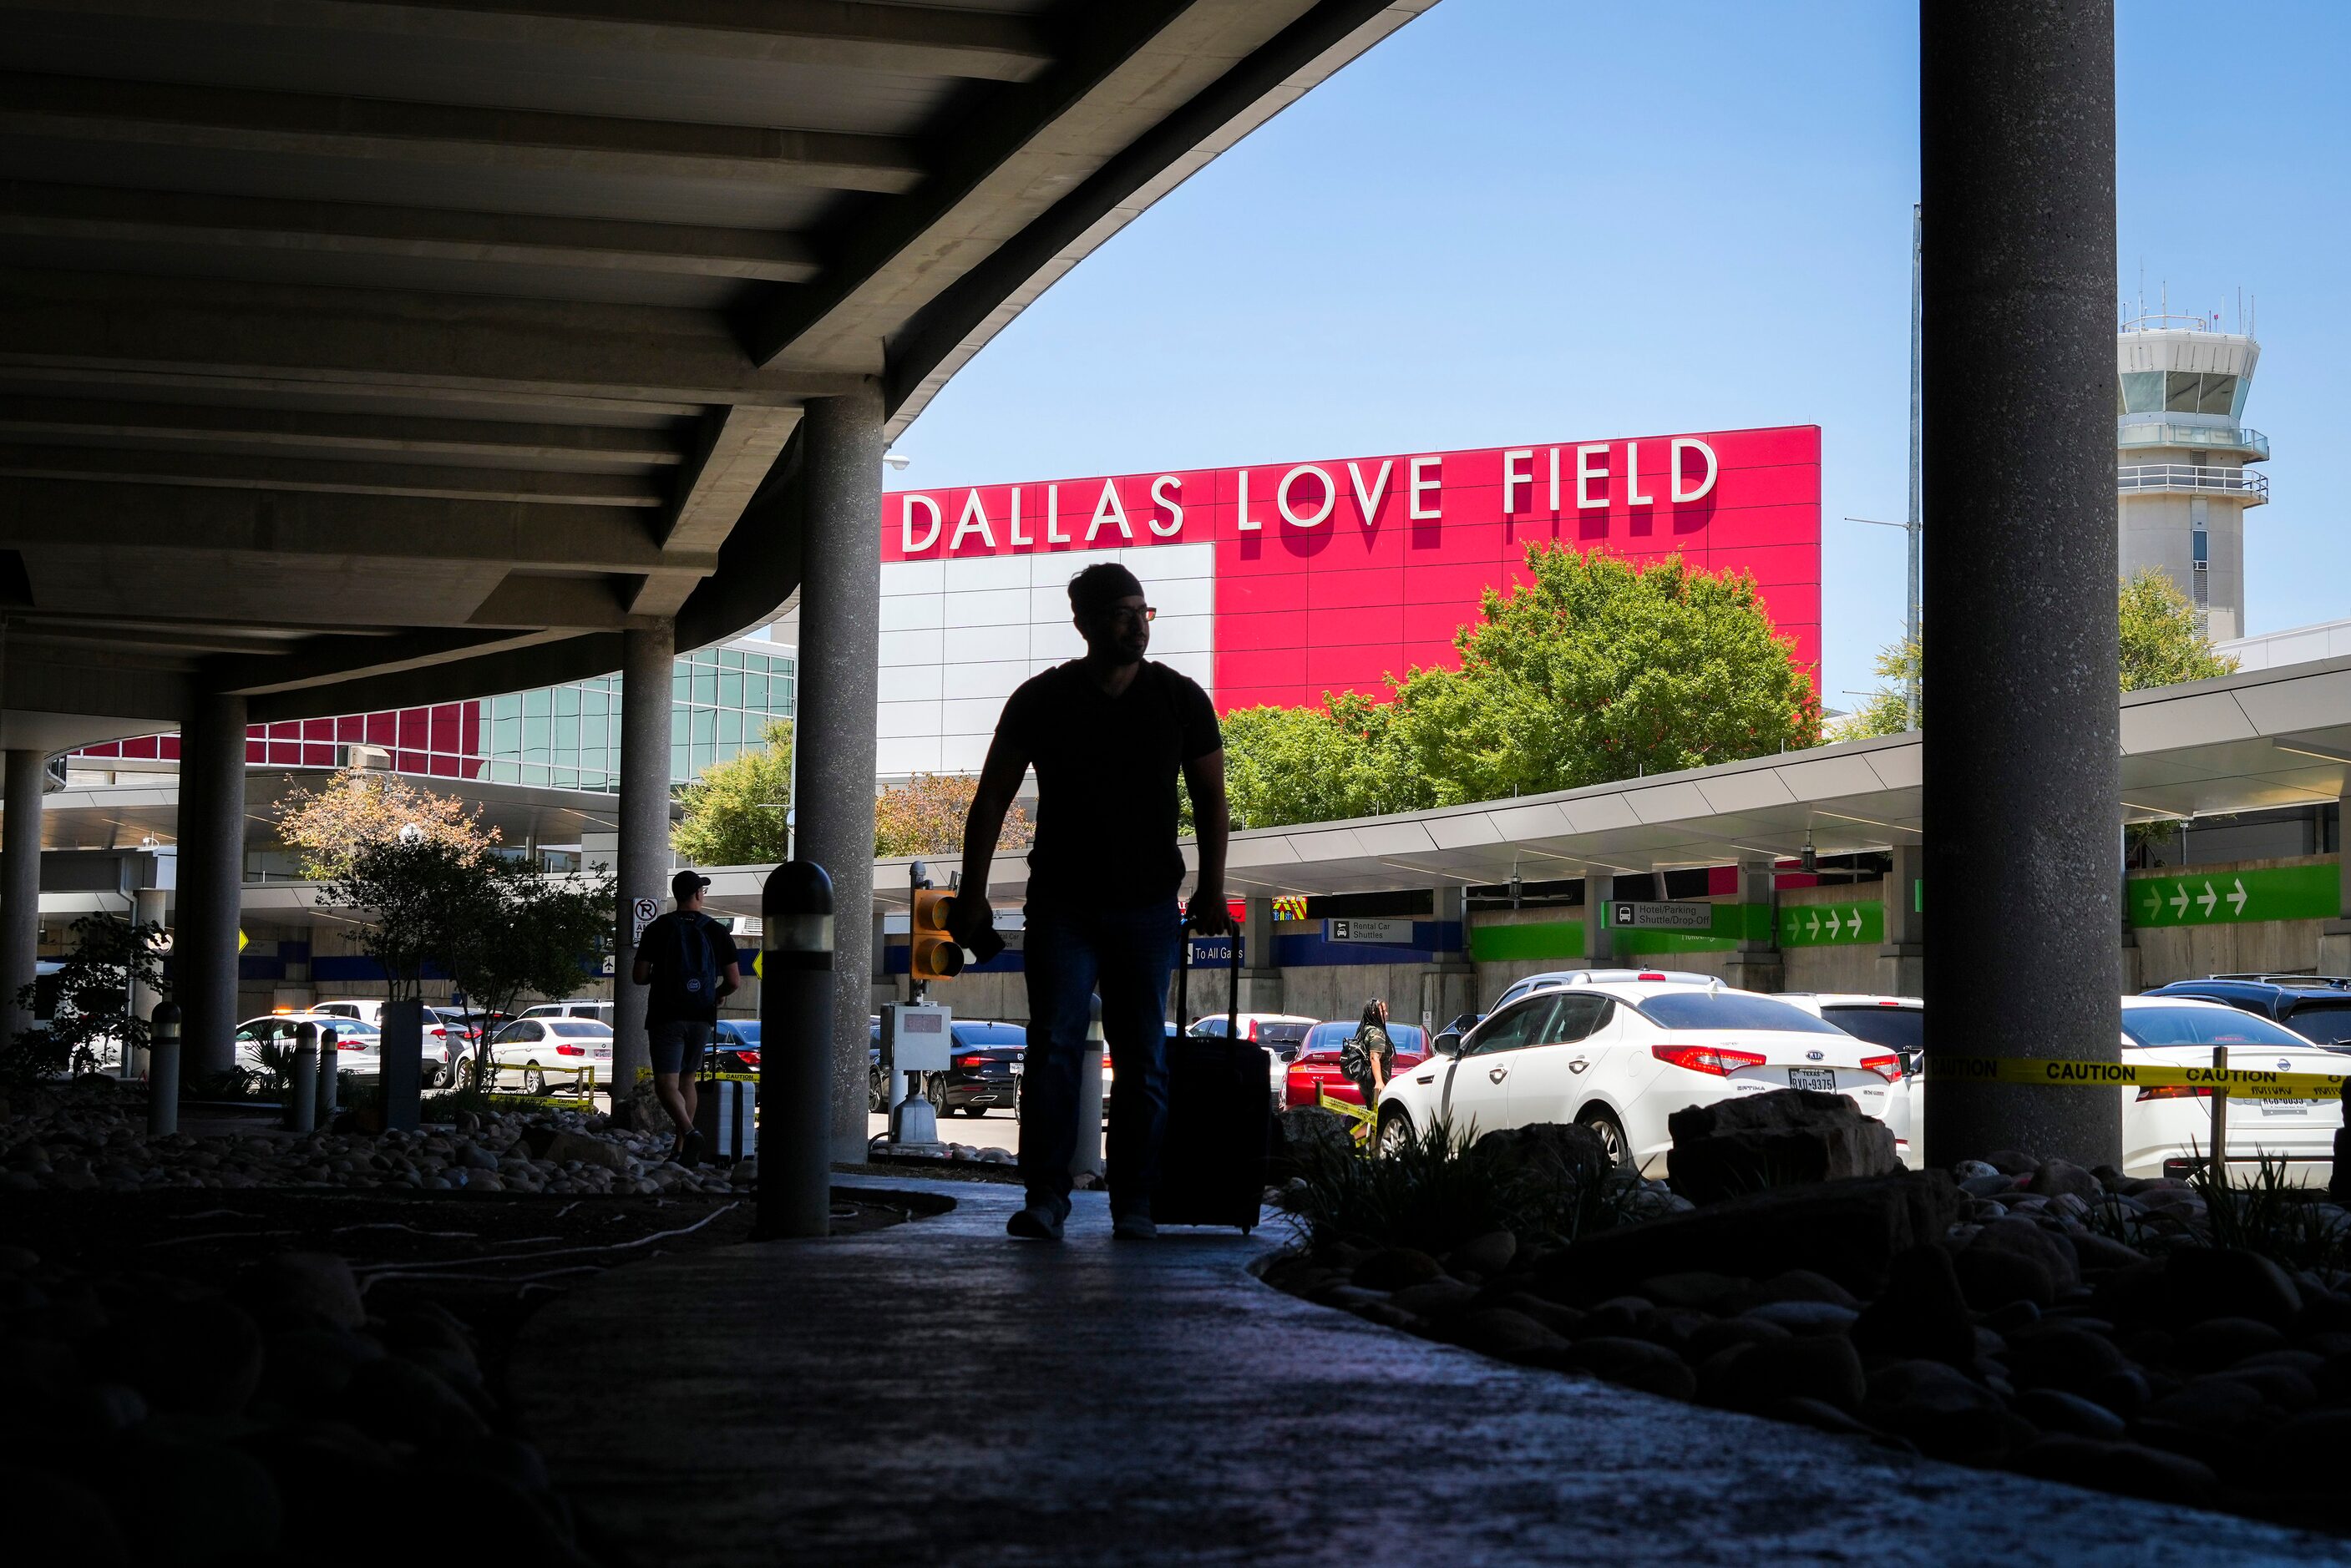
left=1020, top=901, right=1180, bottom=1217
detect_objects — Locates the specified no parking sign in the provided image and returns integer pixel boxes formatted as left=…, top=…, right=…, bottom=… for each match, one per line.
left=631, top=896, right=659, bottom=945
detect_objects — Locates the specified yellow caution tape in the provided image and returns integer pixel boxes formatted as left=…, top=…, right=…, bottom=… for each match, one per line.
left=1317, top=1085, right=1374, bottom=1125
left=633, top=1066, right=759, bottom=1085
left=1923, top=1055, right=2351, bottom=1100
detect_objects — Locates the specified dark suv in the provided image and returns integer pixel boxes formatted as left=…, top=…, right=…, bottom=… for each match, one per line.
left=2140, top=975, right=2351, bottom=1052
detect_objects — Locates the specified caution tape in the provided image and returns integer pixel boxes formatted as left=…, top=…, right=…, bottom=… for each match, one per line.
left=634, top=1066, right=759, bottom=1085
left=1923, top=1055, right=2351, bottom=1100
left=1317, top=1085, right=1375, bottom=1136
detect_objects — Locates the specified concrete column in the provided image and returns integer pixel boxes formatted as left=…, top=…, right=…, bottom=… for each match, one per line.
left=1920, top=0, right=2120, bottom=1168
left=0, top=749, right=44, bottom=1044
left=2318, top=832, right=2351, bottom=977
left=1877, top=842, right=1926, bottom=997
left=612, top=620, right=675, bottom=1109
left=1582, top=871, right=1613, bottom=965
left=1419, top=885, right=1477, bottom=1035
left=794, top=382, right=887, bottom=1162
left=1234, top=895, right=1283, bottom=1015
left=176, top=694, right=248, bottom=1077
left=1721, top=858, right=1782, bottom=993
left=128, top=884, right=167, bottom=1079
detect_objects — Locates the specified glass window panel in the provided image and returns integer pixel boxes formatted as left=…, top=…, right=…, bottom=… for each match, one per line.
left=744, top=671, right=768, bottom=712
left=691, top=706, right=716, bottom=744
left=719, top=708, right=742, bottom=749
left=719, top=670, right=742, bottom=708
left=584, top=685, right=608, bottom=716
left=692, top=741, right=715, bottom=776
left=721, top=649, right=742, bottom=670
left=555, top=685, right=579, bottom=718
left=671, top=742, right=689, bottom=781
left=523, top=688, right=550, bottom=719
left=2120, top=372, right=2164, bottom=413
left=2199, top=375, right=2238, bottom=417
left=2164, top=371, right=2201, bottom=413
left=492, top=693, right=520, bottom=721
left=694, top=668, right=717, bottom=705
left=524, top=765, right=549, bottom=787
left=524, top=715, right=549, bottom=756
left=554, top=715, right=579, bottom=756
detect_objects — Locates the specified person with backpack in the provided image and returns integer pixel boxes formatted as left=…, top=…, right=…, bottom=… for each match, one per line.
left=952, top=560, right=1232, bottom=1242
left=631, top=868, right=742, bottom=1166
left=1340, top=998, right=1396, bottom=1122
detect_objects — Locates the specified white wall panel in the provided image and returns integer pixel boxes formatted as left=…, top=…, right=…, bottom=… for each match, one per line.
left=945, top=586, right=1032, bottom=627
left=876, top=665, right=942, bottom=701
left=1148, top=615, right=1214, bottom=655
left=881, top=559, right=945, bottom=595
left=878, top=629, right=943, bottom=667
left=877, top=736, right=941, bottom=775
left=879, top=593, right=942, bottom=632
left=943, top=660, right=1029, bottom=700
left=876, top=701, right=943, bottom=739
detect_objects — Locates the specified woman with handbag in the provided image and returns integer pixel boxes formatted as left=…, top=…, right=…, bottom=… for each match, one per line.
left=1340, top=998, right=1396, bottom=1123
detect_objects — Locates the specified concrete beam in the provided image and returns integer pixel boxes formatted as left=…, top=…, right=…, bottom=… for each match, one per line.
left=0, top=181, right=823, bottom=284
left=0, top=444, right=664, bottom=507
left=209, top=627, right=570, bottom=699
left=2, top=73, right=925, bottom=194
left=12, top=0, right=1052, bottom=81
left=0, top=270, right=862, bottom=407
left=0, top=479, right=712, bottom=572
left=631, top=405, right=800, bottom=615
left=466, top=574, right=632, bottom=630
left=0, top=397, right=684, bottom=468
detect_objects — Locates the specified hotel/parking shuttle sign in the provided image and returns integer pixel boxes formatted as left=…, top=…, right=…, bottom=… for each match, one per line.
left=873, top=427, right=1821, bottom=773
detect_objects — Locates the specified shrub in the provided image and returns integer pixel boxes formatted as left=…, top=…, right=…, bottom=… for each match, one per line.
left=1282, top=1115, right=1629, bottom=1255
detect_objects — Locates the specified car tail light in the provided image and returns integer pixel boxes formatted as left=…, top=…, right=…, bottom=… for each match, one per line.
left=1651, top=1043, right=1768, bottom=1076
left=2138, top=1084, right=2212, bottom=1100
left=555, top=1043, right=585, bottom=1057
left=955, top=1054, right=987, bottom=1070
left=736, top=1050, right=759, bottom=1067
left=337, top=1039, right=363, bottom=1051
left=1862, top=1054, right=1903, bottom=1084
left=1637, top=972, right=1669, bottom=982
left=1245, top=1020, right=1259, bottom=1040
left=428, top=1027, right=446, bottom=1039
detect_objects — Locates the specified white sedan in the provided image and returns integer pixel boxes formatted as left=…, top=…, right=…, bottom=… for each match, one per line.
left=2113, top=997, right=2345, bottom=1179
left=488, top=1016, right=614, bottom=1093
left=1376, top=977, right=1902, bottom=1173
left=234, top=1014, right=383, bottom=1078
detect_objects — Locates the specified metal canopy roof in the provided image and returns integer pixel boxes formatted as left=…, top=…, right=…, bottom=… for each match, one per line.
left=0, top=0, right=1432, bottom=749
left=817, top=655, right=2351, bottom=914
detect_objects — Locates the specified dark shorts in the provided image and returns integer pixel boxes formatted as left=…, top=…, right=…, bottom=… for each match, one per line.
left=649, top=1019, right=712, bottom=1076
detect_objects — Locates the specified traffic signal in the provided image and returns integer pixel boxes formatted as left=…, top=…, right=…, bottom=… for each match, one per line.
left=910, top=889, right=965, bottom=982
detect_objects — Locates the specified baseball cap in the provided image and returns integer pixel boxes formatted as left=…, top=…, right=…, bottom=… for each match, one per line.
left=672, top=869, right=712, bottom=900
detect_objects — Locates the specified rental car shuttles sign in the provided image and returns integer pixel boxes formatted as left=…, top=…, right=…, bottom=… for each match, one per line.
left=875, top=429, right=1823, bottom=755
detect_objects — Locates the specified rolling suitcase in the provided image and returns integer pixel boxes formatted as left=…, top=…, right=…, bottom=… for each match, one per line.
left=694, top=1033, right=756, bottom=1164
left=1151, top=918, right=1269, bottom=1232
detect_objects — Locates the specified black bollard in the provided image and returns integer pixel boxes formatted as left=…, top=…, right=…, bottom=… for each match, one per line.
left=317, top=1025, right=339, bottom=1125
left=147, top=1000, right=180, bottom=1136
left=380, top=998, right=423, bottom=1132
left=758, top=861, right=834, bottom=1239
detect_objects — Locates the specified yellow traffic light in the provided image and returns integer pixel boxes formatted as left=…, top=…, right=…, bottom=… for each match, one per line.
left=910, top=889, right=965, bottom=981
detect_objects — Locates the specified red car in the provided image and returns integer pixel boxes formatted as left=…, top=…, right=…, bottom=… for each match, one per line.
left=1282, top=1020, right=1429, bottom=1110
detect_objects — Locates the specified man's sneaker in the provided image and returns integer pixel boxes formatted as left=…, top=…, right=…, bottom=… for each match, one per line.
left=1112, top=1211, right=1158, bottom=1242
left=678, top=1130, right=706, bottom=1169
left=1006, top=1202, right=1065, bottom=1242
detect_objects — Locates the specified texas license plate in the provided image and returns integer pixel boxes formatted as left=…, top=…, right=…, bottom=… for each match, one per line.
left=1010, top=1062, right=1022, bottom=1076
left=1787, top=1067, right=1837, bottom=1092
left=2258, top=1099, right=2311, bottom=1115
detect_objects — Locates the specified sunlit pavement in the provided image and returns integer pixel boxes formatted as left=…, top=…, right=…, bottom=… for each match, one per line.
left=865, top=1108, right=1021, bottom=1155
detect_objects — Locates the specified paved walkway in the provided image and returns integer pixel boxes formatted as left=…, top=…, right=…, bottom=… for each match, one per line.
left=511, top=1177, right=2349, bottom=1567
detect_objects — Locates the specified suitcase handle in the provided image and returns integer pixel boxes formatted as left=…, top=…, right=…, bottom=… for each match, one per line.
left=1173, top=906, right=1241, bottom=1038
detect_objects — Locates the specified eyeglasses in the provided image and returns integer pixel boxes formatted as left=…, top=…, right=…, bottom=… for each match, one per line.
left=1105, top=605, right=1158, bottom=625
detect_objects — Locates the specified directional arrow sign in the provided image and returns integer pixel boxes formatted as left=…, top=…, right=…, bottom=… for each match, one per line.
left=2197, top=881, right=2217, bottom=918
left=1806, top=911, right=1821, bottom=938
left=2169, top=884, right=2190, bottom=916
left=1844, top=908, right=1862, bottom=938
left=2228, top=878, right=2248, bottom=917
left=2140, top=885, right=2161, bottom=922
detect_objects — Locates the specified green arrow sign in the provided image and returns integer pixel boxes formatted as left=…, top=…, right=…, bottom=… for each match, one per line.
left=1777, top=902, right=1884, bottom=948
left=2127, top=862, right=2337, bottom=928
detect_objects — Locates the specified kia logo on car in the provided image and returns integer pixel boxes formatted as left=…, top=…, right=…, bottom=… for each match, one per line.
left=1806, top=1050, right=1825, bottom=1061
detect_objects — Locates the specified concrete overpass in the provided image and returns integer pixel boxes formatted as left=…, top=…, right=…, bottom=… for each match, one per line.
left=0, top=0, right=1441, bottom=1134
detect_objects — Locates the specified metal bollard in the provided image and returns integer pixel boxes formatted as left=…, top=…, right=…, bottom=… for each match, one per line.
left=2210, top=1043, right=2230, bottom=1186
left=147, top=1000, right=180, bottom=1136
left=759, top=860, right=835, bottom=1239
left=317, top=1025, right=339, bottom=1125
left=1070, top=993, right=1106, bottom=1184
left=286, top=1021, right=318, bottom=1133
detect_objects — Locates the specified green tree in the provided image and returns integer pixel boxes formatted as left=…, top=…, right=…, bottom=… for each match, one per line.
left=322, top=836, right=487, bottom=1003
left=874, top=772, right=1032, bottom=858
left=2120, top=568, right=2238, bottom=691
left=1839, top=570, right=2237, bottom=741
left=4, top=913, right=170, bottom=1080
left=1219, top=545, right=1821, bottom=827
left=443, top=857, right=616, bottom=1085
left=673, top=720, right=793, bottom=867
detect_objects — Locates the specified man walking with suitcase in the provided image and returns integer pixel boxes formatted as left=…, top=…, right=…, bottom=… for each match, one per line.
left=953, top=562, right=1231, bottom=1242
left=633, top=868, right=742, bottom=1166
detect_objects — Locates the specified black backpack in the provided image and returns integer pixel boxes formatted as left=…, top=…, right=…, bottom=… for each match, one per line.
left=651, top=912, right=720, bottom=1021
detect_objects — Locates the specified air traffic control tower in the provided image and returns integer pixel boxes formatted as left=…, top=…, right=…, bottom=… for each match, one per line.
left=2117, top=314, right=2269, bottom=640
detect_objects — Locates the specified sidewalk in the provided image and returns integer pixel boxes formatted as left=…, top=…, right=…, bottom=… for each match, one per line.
left=510, top=1176, right=2347, bottom=1567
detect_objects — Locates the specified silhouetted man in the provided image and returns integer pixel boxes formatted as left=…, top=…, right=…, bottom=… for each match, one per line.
left=633, top=868, right=741, bottom=1166
left=955, top=561, right=1231, bottom=1241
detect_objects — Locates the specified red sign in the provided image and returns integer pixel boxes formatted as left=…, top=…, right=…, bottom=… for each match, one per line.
left=882, top=426, right=1820, bottom=713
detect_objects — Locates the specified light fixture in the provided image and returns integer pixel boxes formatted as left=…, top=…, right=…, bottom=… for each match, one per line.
left=883, top=452, right=911, bottom=471
left=1800, top=832, right=1817, bottom=874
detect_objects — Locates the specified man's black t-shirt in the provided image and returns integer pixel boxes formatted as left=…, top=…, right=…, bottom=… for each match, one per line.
left=996, top=660, right=1222, bottom=908
left=641, top=909, right=739, bottom=1025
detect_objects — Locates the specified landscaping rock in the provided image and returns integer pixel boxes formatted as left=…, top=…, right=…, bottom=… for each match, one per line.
left=2254, top=1409, right=2351, bottom=1492
left=1983, top=1150, right=2039, bottom=1176
left=1269, top=1107, right=1352, bottom=1176
left=1968, top=1216, right=2079, bottom=1287
left=2014, top=1388, right=2126, bottom=1441
left=242, top=1252, right=364, bottom=1330
left=2009, top=1435, right=2219, bottom=1508
left=2157, top=1248, right=2303, bottom=1329
left=1462, top=1122, right=1612, bottom=1191
left=1664, top=1089, right=1899, bottom=1205
left=1684, top=1315, right=1791, bottom=1364
left=1855, top=1246, right=1974, bottom=1365
left=1541, top=1171, right=1958, bottom=1300
left=117, top=1298, right=265, bottom=1415
left=1446, top=1308, right=1570, bottom=1361
left=2029, top=1159, right=2101, bottom=1203
left=1710, top=1333, right=1867, bottom=1414
left=1743, top=1300, right=1858, bottom=1336
left=1352, top=1247, right=1443, bottom=1292
left=1750, top=1268, right=1859, bottom=1308
left=1447, top=1231, right=1517, bottom=1279
left=2177, top=1316, right=2289, bottom=1371
left=1551, top=1336, right=1698, bottom=1400
left=344, top=1357, right=488, bottom=1445
left=2000, top=1323, right=2126, bottom=1394
left=1635, top=1272, right=1746, bottom=1313
left=1388, top=1277, right=1480, bottom=1320
left=540, top=1130, right=631, bottom=1175
left=1952, top=1245, right=2055, bottom=1311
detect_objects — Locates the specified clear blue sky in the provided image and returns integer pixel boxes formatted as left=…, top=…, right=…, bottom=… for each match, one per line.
left=896, top=2, right=2351, bottom=707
